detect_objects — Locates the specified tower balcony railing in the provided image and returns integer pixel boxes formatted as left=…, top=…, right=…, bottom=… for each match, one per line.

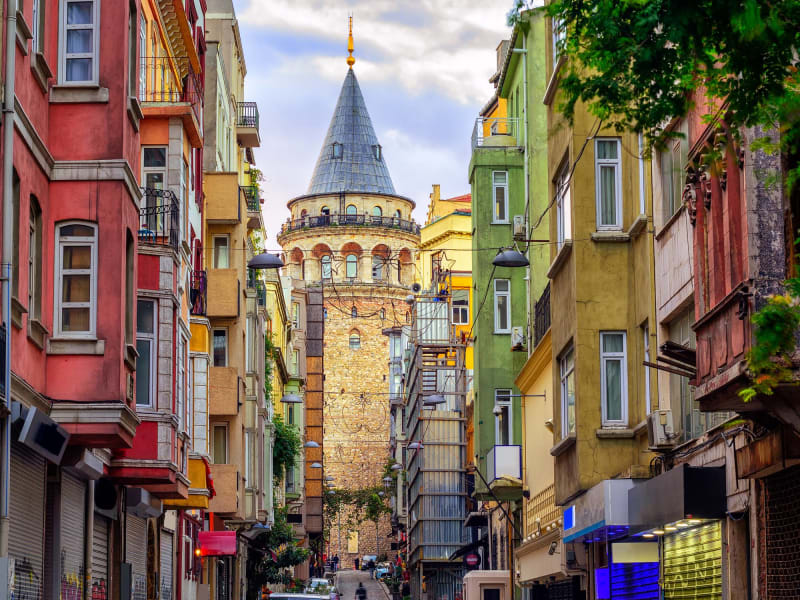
left=139, top=188, right=179, bottom=250
left=237, top=102, right=259, bottom=128
left=280, top=213, right=420, bottom=235
left=471, top=117, right=521, bottom=150
left=139, top=56, right=203, bottom=126
left=190, top=270, right=207, bottom=316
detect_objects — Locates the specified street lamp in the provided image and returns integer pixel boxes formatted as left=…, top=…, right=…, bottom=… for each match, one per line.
left=280, top=393, right=302, bottom=404
left=422, top=394, right=446, bottom=408
left=382, top=476, right=393, bottom=490
left=310, top=462, right=322, bottom=469
left=247, top=252, right=285, bottom=269
left=325, top=476, right=334, bottom=482
left=390, top=463, right=402, bottom=471
left=304, top=440, right=320, bottom=448
left=492, top=248, right=529, bottom=268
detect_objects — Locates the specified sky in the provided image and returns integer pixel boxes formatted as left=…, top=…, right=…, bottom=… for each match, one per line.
left=234, top=0, right=514, bottom=249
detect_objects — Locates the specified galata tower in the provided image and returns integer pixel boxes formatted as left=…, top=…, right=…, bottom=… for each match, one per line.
left=277, top=23, right=420, bottom=561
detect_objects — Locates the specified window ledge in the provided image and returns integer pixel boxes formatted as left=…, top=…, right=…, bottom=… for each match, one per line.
left=127, top=96, right=143, bottom=130
left=595, top=427, right=636, bottom=439
left=549, top=433, right=575, bottom=457
left=655, top=204, right=687, bottom=241
left=543, top=55, right=566, bottom=106
left=546, top=240, right=572, bottom=279
left=27, top=318, right=48, bottom=350
left=47, top=337, right=105, bottom=355
left=11, top=296, right=26, bottom=329
left=591, top=230, right=630, bottom=243
left=50, top=85, right=109, bottom=104
left=15, top=10, right=32, bottom=56
left=31, top=52, right=53, bottom=93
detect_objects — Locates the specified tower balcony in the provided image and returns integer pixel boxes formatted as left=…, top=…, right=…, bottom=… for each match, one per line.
left=279, top=213, right=420, bottom=236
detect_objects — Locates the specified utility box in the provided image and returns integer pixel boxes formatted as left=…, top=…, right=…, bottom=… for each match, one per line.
left=463, top=570, right=512, bottom=600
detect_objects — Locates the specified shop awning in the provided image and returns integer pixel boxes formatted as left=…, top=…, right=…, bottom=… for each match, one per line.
left=464, top=511, right=488, bottom=528
left=198, top=531, right=237, bottom=556
left=628, top=464, right=725, bottom=528
left=562, top=479, right=640, bottom=544
left=164, top=456, right=215, bottom=509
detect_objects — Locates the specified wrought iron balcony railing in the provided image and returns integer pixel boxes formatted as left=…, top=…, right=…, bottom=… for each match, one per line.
left=139, top=56, right=203, bottom=125
left=139, top=188, right=179, bottom=250
left=471, top=117, right=521, bottom=150
left=190, top=270, right=207, bottom=316
left=534, top=283, right=551, bottom=347
left=240, top=186, right=260, bottom=212
left=280, top=213, right=420, bottom=235
left=237, top=102, right=259, bottom=128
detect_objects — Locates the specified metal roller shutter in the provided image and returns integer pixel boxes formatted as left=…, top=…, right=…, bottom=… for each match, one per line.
left=663, top=522, right=722, bottom=599
left=127, top=514, right=147, bottom=600
left=9, top=443, right=46, bottom=600
left=92, top=514, right=110, bottom=597
left=160, top=530, right=174, bottom=600
left=61, top=471, right=87, bottom=596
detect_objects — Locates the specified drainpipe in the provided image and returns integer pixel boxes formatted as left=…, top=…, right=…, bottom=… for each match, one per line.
left=0, top=1, right=17, bottom=591
left=512, top=42, right=529, bottom=353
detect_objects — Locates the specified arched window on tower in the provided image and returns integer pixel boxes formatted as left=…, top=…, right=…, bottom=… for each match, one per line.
left=321, top=255, right=332, bottom=280
left=395, top=209, right=402, bottom=219
left=349, top=330, right=361, bottom=350
left=380, top=308, right=386, bottom=320
left=346, top=254, right=357, bottom=279
left=351, top=306, right=358, bottom=318
left=346, top=204, right=357, bottom=215
left=372, top=206, right=382, bottom=217
left=320, top=206, right=330, bottom=215
left=372, top=255, right=384, bottom=281
left=373, top=145, right=382, bottom=161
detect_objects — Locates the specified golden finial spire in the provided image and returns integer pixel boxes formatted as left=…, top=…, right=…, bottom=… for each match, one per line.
left=346, top=15, right=355, bottom=68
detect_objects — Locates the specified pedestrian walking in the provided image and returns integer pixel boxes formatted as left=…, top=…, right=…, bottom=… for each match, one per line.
left=333, top=554, right=340, bottom=572
left=355, top=583, right=367, bottom=600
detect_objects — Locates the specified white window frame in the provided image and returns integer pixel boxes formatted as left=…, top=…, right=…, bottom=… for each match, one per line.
left=212, top=235, right=230, bottom=269
left=176, top=331, right=186, bottom=431
left=59, top=0, right=100, bottom=85
left=595, top=138, right=623, bottom=230
left=552, top=17, right=565, bottom=65
left=560, top=346, right=575, bottom=438
left=54, top=221, right=98, bottom=338
left=32, top=0, right=43, bottom=54
left=494, top=389, right=512, bottom=446
left=600, top=331, right=628, bottom=427
left=135, top=298, right=157, bottom=407
left=556, top=161, right=571, bottom=249
left=345, top=254, right=358, bottom=279
left=292, top=302, right=300, bottom=328
left=142, top=146, right=167, bottom=197
left=139, top=14, right=147, bottom=98
left=212, top=328, right=228, bottom=367
left=493, top=279, right=511, bottom=334
left=492, top=171, right=509, bottom=224
left=452, top=289, right=469, bottom=325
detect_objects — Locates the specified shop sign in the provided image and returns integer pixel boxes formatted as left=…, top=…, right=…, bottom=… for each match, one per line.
left=463, top=552, right=481, bottom=568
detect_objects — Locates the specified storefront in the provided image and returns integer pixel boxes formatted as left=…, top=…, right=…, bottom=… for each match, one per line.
left=628, top=464, right=727, bottom=599
left=9, top=442, right=46, bottom=599
left=126, top=487, right=162, bottom=600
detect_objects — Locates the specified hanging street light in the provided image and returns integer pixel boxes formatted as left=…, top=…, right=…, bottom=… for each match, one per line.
left=492, top=248, right=529, bottom=268
left=310, top=462, right=323, bottom=469
left=280, top=393, right=302, bottom=404
left=248, top=252, right=285, bottom=269
left=304, top=440, right=320, bottom=448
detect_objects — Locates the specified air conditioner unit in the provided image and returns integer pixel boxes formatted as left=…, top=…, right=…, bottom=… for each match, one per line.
left=511, top=326, right=525, bottom=350
left=513, top=215, right=526, bottom=241
left=647, top=409, right=676, bottom=449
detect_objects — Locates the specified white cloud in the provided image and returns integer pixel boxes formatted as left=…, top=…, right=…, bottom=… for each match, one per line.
left=238, top=0, right=511, bottom=105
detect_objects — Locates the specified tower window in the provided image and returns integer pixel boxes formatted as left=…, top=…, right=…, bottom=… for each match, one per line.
left=349, top=331, right=361, bottom=350
left=332, top=142, right=343, bottom=159
left=372, top=145, right=382, bottom=160
left=346, top=254, right=358, bottom=279
left=346, top=204, right=357, bottom=215
left=351, top=306, right=358, bottom=318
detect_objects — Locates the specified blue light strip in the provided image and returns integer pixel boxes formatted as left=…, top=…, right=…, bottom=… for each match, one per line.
left=563, top=519, right=605, bottom=543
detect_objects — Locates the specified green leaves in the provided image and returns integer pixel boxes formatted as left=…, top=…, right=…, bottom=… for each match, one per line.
left=273, top=413, right=302, bottom=483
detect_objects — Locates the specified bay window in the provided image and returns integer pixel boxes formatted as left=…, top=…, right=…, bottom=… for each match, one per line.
left=492, top=171, right=508, bottom=224
left=55, top=222, right=97, bottom=337
left=560, top=346, right=575, bottom=437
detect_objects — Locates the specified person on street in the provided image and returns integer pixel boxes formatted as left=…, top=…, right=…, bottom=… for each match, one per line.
left=368, top=559, right=376, bottom=580
left=355, top=582, right=367, bottom=600
left=333, top=554, right=340, bottom=572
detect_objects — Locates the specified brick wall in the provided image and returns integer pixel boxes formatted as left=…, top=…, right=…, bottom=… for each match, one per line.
left=760, top=464, right=800, bottom=597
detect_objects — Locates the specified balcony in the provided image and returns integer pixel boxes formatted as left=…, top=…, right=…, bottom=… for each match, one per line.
left=209, top=367, right=241, bottom=416
left=471, top=117, right=521, bottom=150
left=206, top=173, right=241, bottom=224
left=190, top=270, right=207, bottom=316
left=138, top=188, right=179, bottom=251
left=139, top=56, right=203, bottom=146
left=524, top=483, right=560, bottom=538
left=241, top=185, right=262, bottom=229
left=206, top=270, right=239, bottom=318
left=279, top=213, right=420, bottom=237
left=487, top=445, right=522, bottom=500
left=534, top=283, right=551, bottom=347
left=236, top=102, right=260, bottom=147
left=208, top=464, right=241, bottom=516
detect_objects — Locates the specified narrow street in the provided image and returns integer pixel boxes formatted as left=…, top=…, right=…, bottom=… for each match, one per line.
left=335, top=570, right=387, bottom=600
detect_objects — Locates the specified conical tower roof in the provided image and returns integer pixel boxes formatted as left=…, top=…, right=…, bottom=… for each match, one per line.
left=307, top=68, right=396, bottom=195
